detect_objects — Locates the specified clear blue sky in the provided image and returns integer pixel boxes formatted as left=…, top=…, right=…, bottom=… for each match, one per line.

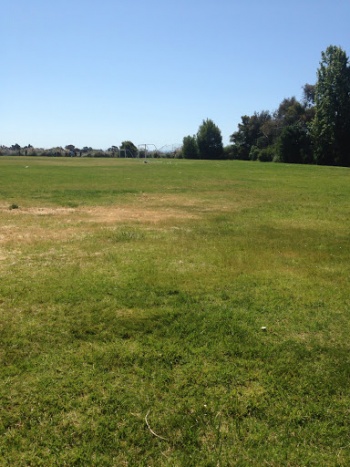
left=2, top=0, right=350, bottom=150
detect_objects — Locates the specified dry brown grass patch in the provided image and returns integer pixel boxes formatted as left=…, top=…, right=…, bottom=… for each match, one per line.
left=0, top=202, right=200, bottom=254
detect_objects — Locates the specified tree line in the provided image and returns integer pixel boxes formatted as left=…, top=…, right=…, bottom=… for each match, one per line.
left=181, top=45, right=350, bottom=167
left=2, top=46, right=349, bottom=166
left=0, top=142, right=177, bottom=159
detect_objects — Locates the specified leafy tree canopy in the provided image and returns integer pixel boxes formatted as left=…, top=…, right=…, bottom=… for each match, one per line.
left=182, top=135, right=199, bottom=159
left=230, top=111, right=272, bottom=160
left=197, top=119, right=224, bottom=159
left=311, top=45, right=350, bottom=166
left=274, top=97, right=305, bottom=127
left=120, top=141, right=138, bottom=157
left=302, top=83, right=316, bottom=108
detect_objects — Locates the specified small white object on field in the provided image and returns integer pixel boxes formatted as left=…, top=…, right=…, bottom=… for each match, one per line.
left=261, top=326, right=267, bottom=332
left=25, top=166, right=29, bottom=168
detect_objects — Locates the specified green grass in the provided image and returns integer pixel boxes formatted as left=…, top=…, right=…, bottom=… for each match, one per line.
left=1, top=156, right=350, bottom=465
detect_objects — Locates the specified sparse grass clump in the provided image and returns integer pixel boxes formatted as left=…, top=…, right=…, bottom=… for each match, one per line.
left=1, top=157, right=350, bottom=465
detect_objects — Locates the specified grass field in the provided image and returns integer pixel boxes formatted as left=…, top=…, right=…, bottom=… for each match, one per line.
left=1, top=156, right=350, bottom=466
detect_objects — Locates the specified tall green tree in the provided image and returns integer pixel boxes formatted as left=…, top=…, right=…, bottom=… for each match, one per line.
left=274, top=97, right=305, bottom=127
left=302, top=83, right=316, bottom=108
left=274, top=96, right=313, bottom=163
left=197, top=119, right=224, bottom=159
left=230, top=111, right=272, bottom=160
left=311, top=45, right=350, bottom=166
left=277, top=123, right=312, bottom=164
left=182, top=135, right=199, bottom=159
left=120, top=141, right=138, bottom=158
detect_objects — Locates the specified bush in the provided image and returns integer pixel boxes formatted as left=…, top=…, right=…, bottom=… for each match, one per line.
left=249, top=146, right=260, bottom=161
left=257, top=146, right=275, bottom=162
